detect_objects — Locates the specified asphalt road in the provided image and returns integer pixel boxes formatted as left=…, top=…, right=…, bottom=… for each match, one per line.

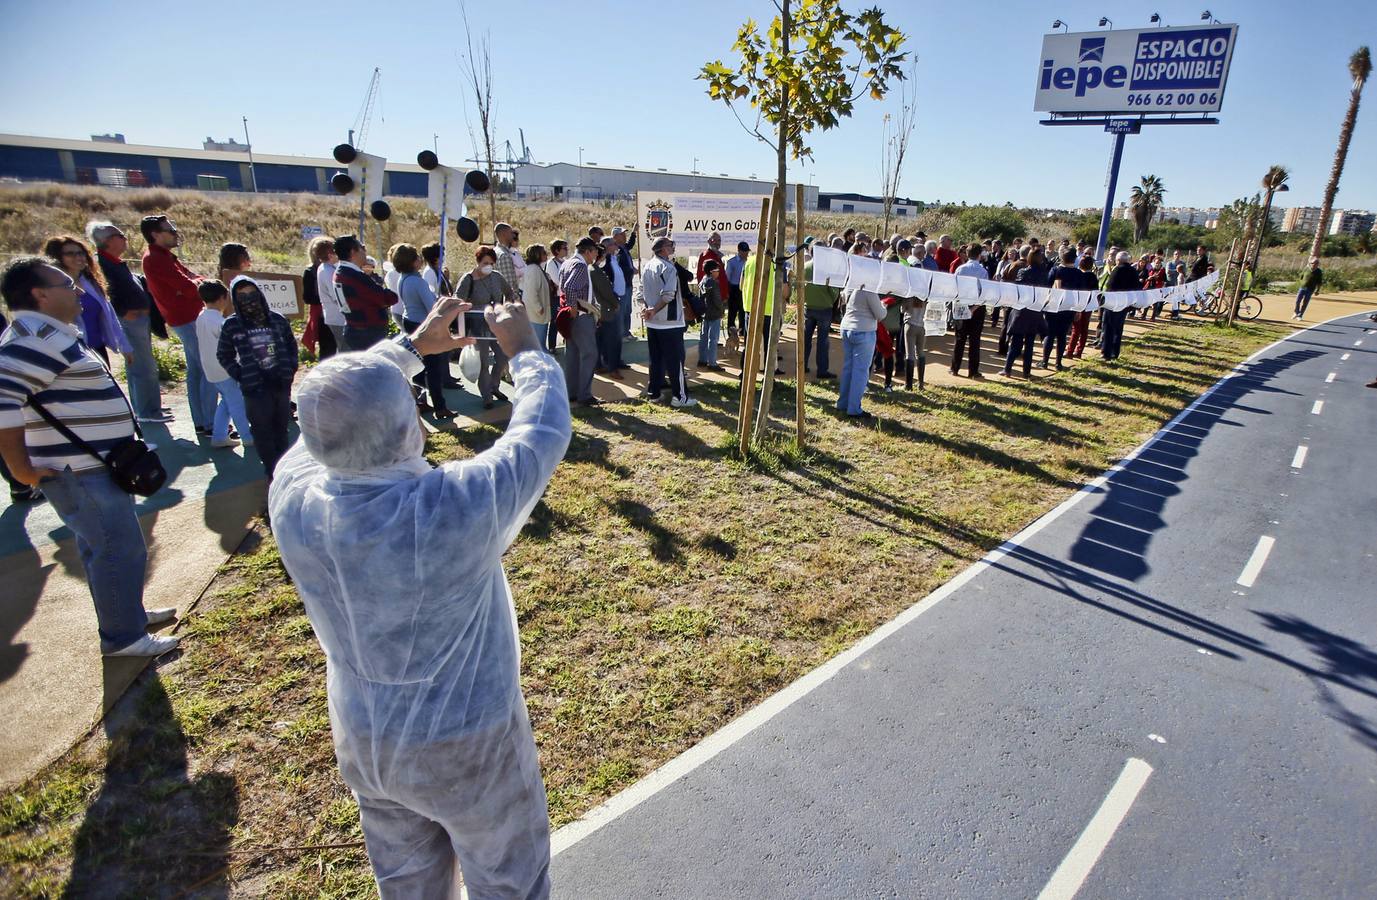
left=549, top=312, right=1377, bottom=899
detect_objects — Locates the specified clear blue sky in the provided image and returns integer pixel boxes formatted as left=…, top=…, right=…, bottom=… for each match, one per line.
left=1, top=0, right=1373, bottom=211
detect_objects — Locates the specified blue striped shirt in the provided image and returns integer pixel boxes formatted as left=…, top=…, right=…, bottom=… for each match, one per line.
left=0, top=311, right=135, bottom=473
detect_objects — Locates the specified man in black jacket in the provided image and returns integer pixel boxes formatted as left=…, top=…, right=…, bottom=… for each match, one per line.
left=89, top=221, right=169, bottom=422
left=1102, top=251, right=1140, bottom=361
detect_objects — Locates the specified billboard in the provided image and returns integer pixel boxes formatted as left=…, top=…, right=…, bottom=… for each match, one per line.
left=1034, top=24, right=1238, bottom=115
left=635, top=191, right=769, bottom=270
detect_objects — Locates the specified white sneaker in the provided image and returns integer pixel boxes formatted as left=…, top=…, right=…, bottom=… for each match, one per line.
left=211, top=437, right=241, bottom=449
left=137, top=412, right=175, bottom=424
left=145, top=607, right=177, bottom=627
left=671, top=397, right=699, bottom=408
left=105, top=633, right=180, bottom=658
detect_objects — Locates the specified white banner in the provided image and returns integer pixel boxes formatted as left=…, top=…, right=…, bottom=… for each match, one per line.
left=636, top=191, right=768, bottom=270
left=808, top=246, right=1220, bottom=312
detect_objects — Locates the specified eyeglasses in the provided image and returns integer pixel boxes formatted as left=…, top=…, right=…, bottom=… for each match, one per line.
left=44, top=277, right=78, bottom=292
left=60, top=249, right=86, bottom=258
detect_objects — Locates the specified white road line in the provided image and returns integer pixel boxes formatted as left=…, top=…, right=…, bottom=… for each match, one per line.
left=1341, top=353, right=1351, bottom=361
left=1291, top=446, right=1308, bottom=469
left=1311, top=400, right=1324, bottom=415
left=548, top=311, right=1371, bottom=859
left=1038, top=759, right=1154, bottom=900
left=1237, top=535, right=1276, bottom=588
left=1325, top=372, right=1336, bottom=383
left=1356, top=340, right=1364, bottom=346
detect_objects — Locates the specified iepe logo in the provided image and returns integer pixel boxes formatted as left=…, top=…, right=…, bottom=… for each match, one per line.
left=1040, top=35, right=1128, bottom=97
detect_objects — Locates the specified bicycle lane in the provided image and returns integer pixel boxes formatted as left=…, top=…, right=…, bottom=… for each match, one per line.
left=548, top=311, right=1377, bottom=898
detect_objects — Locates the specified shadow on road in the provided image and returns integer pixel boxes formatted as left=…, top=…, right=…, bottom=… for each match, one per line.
left=1067, top=348, right=1324, bottom=582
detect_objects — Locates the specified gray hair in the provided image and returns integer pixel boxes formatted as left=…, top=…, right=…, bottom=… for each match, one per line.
left=924, top=240, right=938, bottom=253
left=1117, top=251, right=1132, bottom=263
left=85, top=220, right=122, bottom=249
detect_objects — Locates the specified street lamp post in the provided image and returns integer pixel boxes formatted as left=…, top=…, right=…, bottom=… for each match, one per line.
left=577, top=146, right=584, bottom=200
left=242, top=116, right=258, bottom=193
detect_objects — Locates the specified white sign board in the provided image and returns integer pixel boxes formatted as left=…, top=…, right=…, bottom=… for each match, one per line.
left=244, top=271, right=304, bottom=321
left=426, top=166, right=469, bottom=219
left=301, top=225, right=325, bottom=241
left=1034, top=24, right=1237, bottom=115
left=636, top=191, right=769, bottom=269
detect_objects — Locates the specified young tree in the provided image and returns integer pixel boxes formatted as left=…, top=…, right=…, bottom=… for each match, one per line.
left=701, top=0, right=907, bottom=444
left=457, top=1, right=498, bottom=229
left=1129, top=175, right=1166, bottom=242
left=1310, top=46, right=1371, bottom=261
left=879, top=57, right=920, bottom=238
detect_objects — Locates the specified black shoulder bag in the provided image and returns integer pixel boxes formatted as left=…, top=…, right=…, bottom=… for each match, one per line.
left=28, top=375, right=167, bottom=497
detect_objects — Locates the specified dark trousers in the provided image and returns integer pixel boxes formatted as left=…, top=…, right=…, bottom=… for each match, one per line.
left=404, top=318, right=452, bottom=412
left=243, top=384, right=293, bottom=479
left=742, top=313, right=779, bottom=370
left=803, top=308, right=833, bottom=373
left=950, top=306, right=986, bottom=376
left=726, top=286, right=745, bottom=333
left=646, top=326, right=688, bottom=402
left=317, top=317, right=339, bottom=359
left=344, top=325, right=388, bottom=352
left=1042, top=311, right=1075, bottom=367
left=1101, top=309, right=1129, bottom=360
left=1004, top=334, right=1036, bottom=376
left=596, top=318, right=622, bottom=369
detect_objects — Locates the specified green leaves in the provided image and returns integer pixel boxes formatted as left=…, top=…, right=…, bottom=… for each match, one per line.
left=698, top=0, right=908, bottom=160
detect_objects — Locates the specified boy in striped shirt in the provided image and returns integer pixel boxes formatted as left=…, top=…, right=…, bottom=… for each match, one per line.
left=0, top=256, right=178, bottom=657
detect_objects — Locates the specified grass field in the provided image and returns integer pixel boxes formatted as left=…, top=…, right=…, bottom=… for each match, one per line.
left=0, top=313, right=1288, bottom=897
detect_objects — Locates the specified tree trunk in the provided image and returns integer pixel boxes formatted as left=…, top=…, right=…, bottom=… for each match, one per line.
left=754, top=0, right=791, bottom=443
left=1310, top=84, right=1364, bottom=260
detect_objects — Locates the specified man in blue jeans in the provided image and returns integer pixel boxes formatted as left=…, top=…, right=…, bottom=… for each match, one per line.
left=1294, top=258, right=1323, bottom=320
left=0, top=256, right=178, bottom=657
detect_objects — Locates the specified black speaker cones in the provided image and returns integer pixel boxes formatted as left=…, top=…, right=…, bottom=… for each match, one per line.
left=330, top=172, right=354, bottom=194
left=333, top=143, right=357, bottom=165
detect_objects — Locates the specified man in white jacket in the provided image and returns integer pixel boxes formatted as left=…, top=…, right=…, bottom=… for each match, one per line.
left=639, top=236, right=697, bottom=408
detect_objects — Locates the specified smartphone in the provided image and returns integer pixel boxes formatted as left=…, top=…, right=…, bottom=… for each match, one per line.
left=456, top=309, right=497, bottom=340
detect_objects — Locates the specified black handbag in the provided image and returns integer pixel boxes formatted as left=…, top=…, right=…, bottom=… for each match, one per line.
left=28, top=378, right=167, bottom=497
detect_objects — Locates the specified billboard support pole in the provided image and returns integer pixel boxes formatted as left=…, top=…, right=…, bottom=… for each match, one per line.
left=1094, top=130, right=1127, bottom=265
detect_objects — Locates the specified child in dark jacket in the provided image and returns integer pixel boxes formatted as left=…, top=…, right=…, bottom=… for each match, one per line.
left=217, top=275, right=298, bottom=479
left=696, top=259, right=725, bottom=369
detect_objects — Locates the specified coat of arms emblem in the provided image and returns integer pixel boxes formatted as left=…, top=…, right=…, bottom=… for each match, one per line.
left=645, top=200, right=673, bottom=238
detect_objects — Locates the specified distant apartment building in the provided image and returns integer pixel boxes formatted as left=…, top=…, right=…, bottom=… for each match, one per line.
left=1328, top=208, right=1376, bottom=236
left=1281, top=206, right=1322, bottom=234
left=1114, top=205, right=1217, bottom=227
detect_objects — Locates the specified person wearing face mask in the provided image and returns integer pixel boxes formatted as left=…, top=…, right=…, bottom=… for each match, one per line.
left=458, top=246, right=518, bottom=410
left=216, top=275, right=299, bottom=479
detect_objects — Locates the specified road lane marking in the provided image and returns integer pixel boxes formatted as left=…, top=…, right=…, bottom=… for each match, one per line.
left=1237, top=536, right=1276, bottom=588
left=1341, top=353, right=1351, bottom=360
left=1038, top=759, right=1154, bottom=900
left=1325, top=372, right=1336, bottom=383
left=1356, top=340, right=1364, bottom=346
left=1311, top=400, right=1324, bottom=415
left=1291, top=446, right=1308, bottom=469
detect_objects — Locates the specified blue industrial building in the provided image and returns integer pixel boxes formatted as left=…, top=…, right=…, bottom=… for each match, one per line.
left=0, top=133, right=428, bottom=196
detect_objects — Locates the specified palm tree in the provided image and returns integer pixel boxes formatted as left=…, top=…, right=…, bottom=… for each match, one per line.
left=1249, top=165, right=1290, bottom=271
left=1310, top=46, right=1371, bottom=261
left=1129, top=175, right=1166, bottom=242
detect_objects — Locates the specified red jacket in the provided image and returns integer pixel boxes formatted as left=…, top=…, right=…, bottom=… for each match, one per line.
left=141, top=244, right=204, bottom=327
left=696, top=248, right=729, bottom=300
left=333, top=262, right=397, bottom=330
left=934, top=246, right=958, bottom=273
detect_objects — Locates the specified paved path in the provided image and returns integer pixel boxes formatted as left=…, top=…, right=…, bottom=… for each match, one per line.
left=550, top=306, right=1377, bottom=898
left=1, top=291, right=1370, bottom=790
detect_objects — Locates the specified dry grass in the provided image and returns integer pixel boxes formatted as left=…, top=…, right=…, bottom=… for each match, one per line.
left=0, top=314, right=1287, bottom=898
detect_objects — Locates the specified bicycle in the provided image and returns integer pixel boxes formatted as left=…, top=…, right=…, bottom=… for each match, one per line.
left=1193, top=289, right=1262, bottom=321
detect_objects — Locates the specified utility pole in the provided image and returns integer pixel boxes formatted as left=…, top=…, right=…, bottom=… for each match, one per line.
left=242, top=116, right=258, bottom=193
left=577, top=146, right=584, bottom=199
